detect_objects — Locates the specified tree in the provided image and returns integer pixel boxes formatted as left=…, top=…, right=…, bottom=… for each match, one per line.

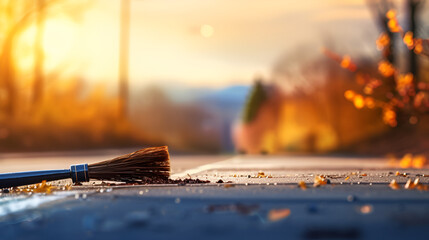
left=242, top=79, right=267, bottom=124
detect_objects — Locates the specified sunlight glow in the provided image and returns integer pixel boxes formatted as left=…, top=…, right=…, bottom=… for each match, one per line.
left=18, top=18, right=77, bottom=72
left=200, top=24, right=214, bottom=38
left=43, top=19, right=77, bottom=70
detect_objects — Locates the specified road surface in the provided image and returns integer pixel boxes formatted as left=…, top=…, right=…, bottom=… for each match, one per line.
left=1, top=152, right=429, bottom=239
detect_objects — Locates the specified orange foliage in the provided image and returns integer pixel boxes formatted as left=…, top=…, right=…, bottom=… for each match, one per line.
left=386, top=10, right=401, bottom=33
left=385, top=10, right=397, bottom=19
left=323, top=49, right=356, bottom=72
left=344, top=90, right=355, bottom=100
left=401, top=32, right=424, bottom=54
left=382, top=107, right=397, bottom=127
left=399, top=154, right=427, bottom=168
left=414, top=39, right=423, bottom=54
left=396, top=73, right=414, bottom=96
left=414, top=92, right=429, bottom=109
left=376, top=33, right=390, bottom=50
left=411, top=155, right=426, bottom=168
left=0, top=80, right=142, bottom=151
left=353, top=94, right=365, bottom=109
left=388, top=19, right=401, bottom=33
left=378, top=61, right=395, bottom=77
left=389, top=154, right=427, bottom=169
left=403, top=32, right=414, bottom=49
left=344, top=91, right=376, bottom=110
left=340, top=55, right=357, bottom=72
left=364, top=97, right=375, bottom=109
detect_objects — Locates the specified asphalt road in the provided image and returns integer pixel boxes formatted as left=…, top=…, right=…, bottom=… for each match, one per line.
left=1, top=153, right=429, bottom=240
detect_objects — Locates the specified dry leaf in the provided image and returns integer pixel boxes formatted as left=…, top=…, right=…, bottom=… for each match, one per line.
left=268, top=208, right=291, bottom=222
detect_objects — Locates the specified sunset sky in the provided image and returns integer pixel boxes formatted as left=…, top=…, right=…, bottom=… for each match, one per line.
left=19, top=0, right=410, bottom=89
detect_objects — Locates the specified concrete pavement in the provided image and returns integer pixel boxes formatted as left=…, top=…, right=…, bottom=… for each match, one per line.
left=1, top=154, right=429, bottom=239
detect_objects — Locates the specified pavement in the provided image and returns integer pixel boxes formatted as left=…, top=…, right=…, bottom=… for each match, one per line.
left=1, top=152, right=429, bottom=240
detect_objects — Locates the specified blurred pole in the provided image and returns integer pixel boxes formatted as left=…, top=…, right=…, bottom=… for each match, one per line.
left=119, top=0, right=130, bottom=118
left=33, top=0, right=45, bottom=107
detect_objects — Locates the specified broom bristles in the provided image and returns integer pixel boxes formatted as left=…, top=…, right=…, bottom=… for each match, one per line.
left=88, top=146, right=170, bottom=182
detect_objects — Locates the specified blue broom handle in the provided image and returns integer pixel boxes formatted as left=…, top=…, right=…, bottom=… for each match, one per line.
left=0, top=164, right=89, bottom=189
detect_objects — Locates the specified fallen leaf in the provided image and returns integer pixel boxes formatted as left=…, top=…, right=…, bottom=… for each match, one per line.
left=268, top=208, right=291, bottom=222
left=389, top=179, right=400, bottom=190
left=298, top=181, right=307, bottom=190
left=313, top=175, right=328, bottom=187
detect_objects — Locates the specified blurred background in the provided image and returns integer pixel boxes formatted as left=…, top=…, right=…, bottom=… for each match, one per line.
left=0, top=0, right=428, bottom=159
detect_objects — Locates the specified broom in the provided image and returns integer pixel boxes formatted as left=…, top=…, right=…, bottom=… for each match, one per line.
left=0, top=146, right=170, bottom=189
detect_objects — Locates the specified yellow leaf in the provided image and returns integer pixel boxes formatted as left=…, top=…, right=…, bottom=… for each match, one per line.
left=365, top=97, right=375, bottom=109
left=414, top=39, right=423, bottom=54
left=386, top=10, right=396, bottom=19
left=353, top=95, right=365, bottom=109
left=403, top=32, right=414, bottom=49
left=340, top=55, right=351, bottom=69
left=376, top=33, right=390, bottom=50
left=378, top=61, right=395, bottom=77
left=344, top=90, right=355, bottom=100
left=388, top=19, right=401, bottom=33
left=268, top=209, right=291, bottom=222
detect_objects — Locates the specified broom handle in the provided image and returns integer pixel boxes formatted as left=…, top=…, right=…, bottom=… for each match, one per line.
left=0, top=169, right=71, bottom=189
left=0, top=164, right=89, bottom=189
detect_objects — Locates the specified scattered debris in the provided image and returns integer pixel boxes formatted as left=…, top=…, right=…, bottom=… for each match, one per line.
left=298, top=181, right=307, bottom=190
left=313, top=175, right=328, bottom=187
left=326, top=175, right=343, bottom=179
left=253, top=171, right=272, bottom=178
left=389, top=178, right=429, bottom=191
left=345, top=176, right=350, bottom=181
left=1, top=177, right=210, bottom=195
left=395, top=171, right=407, bottom=177
left=168, top=178, right=210, bottom=184
left=404, top=179, right=415, bottom=189
left=5, top=180, right=58, bottom=195
left=267, top=208, right=291, bottom=222
left=389, top=179, right=400, bottom=190
left=61, top=184, right=73, bottom=191
left=403, top=178, right=428, bottom=191
left=359, top=205, right=373, bottom=214
left=111, top=178, right=210, bottom=185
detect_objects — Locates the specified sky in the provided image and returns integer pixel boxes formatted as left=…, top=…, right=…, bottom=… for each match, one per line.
left=20, top=0, right=389, bottom=89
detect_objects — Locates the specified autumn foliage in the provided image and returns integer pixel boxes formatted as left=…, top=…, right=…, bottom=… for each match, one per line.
left=324, top=9, right=429, bottom=128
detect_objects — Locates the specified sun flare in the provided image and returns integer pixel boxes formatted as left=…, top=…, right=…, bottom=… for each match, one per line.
left=17, top=18, right=77, bottom=71
left=200, top=24, right=214, bottom=38
left=43, top=19, right=77, bottom=66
